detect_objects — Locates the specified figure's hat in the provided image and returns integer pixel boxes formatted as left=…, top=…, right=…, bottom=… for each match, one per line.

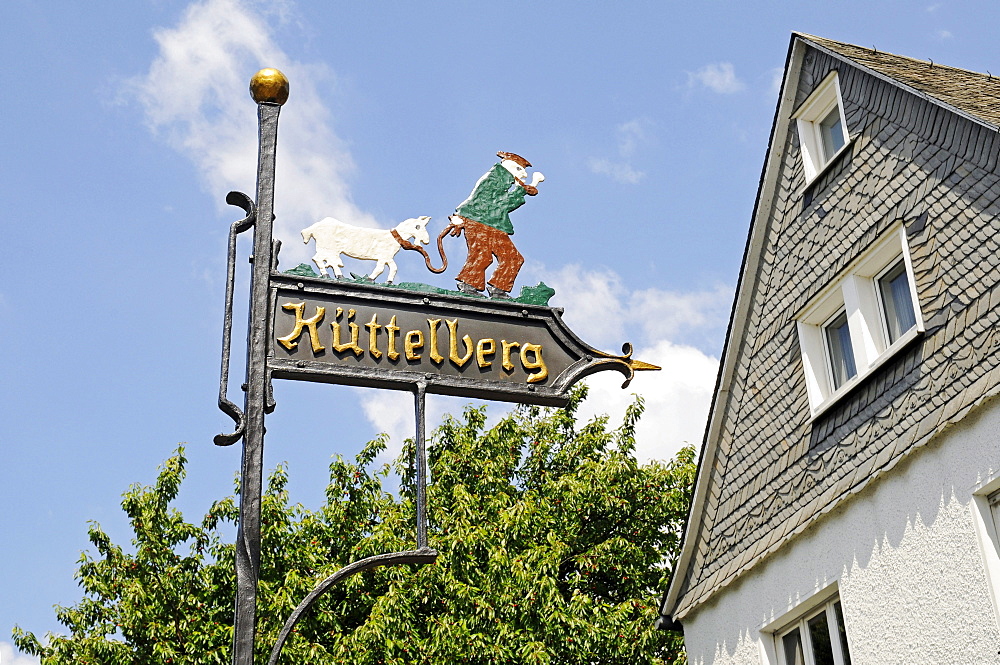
left=497, top=151, right=531, bottom=168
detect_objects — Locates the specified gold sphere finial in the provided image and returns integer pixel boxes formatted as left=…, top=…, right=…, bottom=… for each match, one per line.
left=250, top=68, right=289, bottom=105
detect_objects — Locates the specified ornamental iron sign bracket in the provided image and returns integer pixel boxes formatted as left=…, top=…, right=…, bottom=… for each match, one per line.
left=215, top=69, right=659, bottom=665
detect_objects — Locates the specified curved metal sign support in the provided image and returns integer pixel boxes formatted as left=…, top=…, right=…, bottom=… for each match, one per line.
left=266, top=547, right=439, bottom=665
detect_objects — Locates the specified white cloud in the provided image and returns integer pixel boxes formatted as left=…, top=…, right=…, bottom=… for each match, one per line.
left=533, top=264, right=727, bottom=461
left=0, top=642, right=40, bottom=665
left=587, top=117, right=653, bottom=185
left=131, top=0, right=378, bottom=267
left=629, top=283, right=732, bottom=348
left=615, top=118, right=650, bottom=158
left=575, top=339, right=717, bottom=462
left=688, top=62, right=745, bottom=94
left=536, top=264, right=731, bottom=353
left=475, top=263, right=727, bottom=461
left=587, top=157, right=645, bottom=185
left=358, top=390, right=504, bottom=465
left=935, top=29, right=953, bottom=40
left=360, top=390, right=415, bottom=457
left=543, top=265, right=630, bottom=345
left=770, top=67, right=784, bottom=96
left=357, top=263, right=727, bottom=464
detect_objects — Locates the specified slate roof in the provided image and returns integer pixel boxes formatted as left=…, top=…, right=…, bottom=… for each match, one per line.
left=659, top=33, right=1000, bottom=624
left=800, top=33, right=1000, bottom=128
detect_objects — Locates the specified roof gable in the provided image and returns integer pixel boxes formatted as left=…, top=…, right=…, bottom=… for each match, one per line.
left=660, top=33, right=1000, bottom=623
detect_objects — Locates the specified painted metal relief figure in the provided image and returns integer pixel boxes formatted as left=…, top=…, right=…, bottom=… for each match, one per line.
left=293, top=150, right=547, bottom=304
left=451, top=151, right=544, bottom=299
left=302, top=215, right=433, bottom=283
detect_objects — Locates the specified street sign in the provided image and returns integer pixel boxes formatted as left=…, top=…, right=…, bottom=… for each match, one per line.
left=269, top=273, right=655, bottom=406
left=218, top=68, right=660, bottom=665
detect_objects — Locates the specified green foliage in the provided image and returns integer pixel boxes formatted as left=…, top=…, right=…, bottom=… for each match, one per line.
left=14, top=388, right=693, bottom=664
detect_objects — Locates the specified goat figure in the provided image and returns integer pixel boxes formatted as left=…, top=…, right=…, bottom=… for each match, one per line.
left=301, top=216, right=432, bottom=283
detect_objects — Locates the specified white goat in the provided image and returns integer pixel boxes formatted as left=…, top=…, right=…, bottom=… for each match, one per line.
left=301, top=216, right=431, bottom=283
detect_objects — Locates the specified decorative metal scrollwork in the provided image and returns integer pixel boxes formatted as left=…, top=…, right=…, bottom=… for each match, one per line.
left=214, top=191, right=256, bottom=446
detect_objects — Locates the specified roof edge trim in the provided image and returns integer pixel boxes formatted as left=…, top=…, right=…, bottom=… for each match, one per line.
left=658, top=33, right=806, bottom=623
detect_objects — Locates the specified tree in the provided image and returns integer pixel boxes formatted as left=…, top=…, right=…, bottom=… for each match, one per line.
left=14, top=388, right=694, bottom=664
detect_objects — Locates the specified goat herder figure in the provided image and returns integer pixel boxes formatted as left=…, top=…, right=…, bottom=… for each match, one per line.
left=450, top=151, right=544, bottom=299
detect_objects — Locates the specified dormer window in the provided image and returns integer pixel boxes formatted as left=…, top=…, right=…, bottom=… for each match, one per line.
left=796, top=223, right=924, bottom=417
left=794, top=72, right=849, bottom=181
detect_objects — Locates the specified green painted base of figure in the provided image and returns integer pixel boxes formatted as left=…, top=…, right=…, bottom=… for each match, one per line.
left=283, top=263, right=555, bottom=307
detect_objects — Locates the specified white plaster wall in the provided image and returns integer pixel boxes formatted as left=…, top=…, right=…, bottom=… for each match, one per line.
left=681, top=400, right=1000, bottom=665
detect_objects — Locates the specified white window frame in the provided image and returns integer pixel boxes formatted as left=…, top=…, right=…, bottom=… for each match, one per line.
left=774, top=597, right=851, bottom=665
left=758, top=584, right=852, bottom=665
left=793, top=71, right=850, bottom=183
left=796, top=222, right=924, bottom=418
left=972, top=475, right=1000, bottom=634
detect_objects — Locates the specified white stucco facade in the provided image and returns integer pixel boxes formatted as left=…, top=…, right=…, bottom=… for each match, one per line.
left=681, top=399, right=1000, bottom=665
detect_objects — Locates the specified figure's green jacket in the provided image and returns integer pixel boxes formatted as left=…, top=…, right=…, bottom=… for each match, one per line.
left=454, top=164, right=526, bottom=235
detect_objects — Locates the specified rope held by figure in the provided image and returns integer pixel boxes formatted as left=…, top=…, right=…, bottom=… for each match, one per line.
left=391, top=222, right=457, bottom=274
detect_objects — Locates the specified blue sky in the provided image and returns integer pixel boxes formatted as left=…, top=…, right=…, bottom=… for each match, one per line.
left=3, top=0, right=997, bottom=659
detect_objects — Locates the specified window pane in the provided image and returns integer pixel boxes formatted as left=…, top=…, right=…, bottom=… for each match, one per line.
left=783, top=628, right=806, bottom=665
left=820, top=107, right=845, bottom=160
left=833, top=601, right=852, bottom=665
left=807, top=610, right=836, bottom=665
left=879, top=261, right=916, bottom=343
left=825, top=311, right=857, bottom=388
left=990, top=491, right=1000, bottom=546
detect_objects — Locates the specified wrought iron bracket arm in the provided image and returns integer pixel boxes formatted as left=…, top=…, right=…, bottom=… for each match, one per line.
left=561, top=341, right=661, bottom=391
left=267, top=548, right=439, bottom=664
left=215, top=191, right=257, bottom=446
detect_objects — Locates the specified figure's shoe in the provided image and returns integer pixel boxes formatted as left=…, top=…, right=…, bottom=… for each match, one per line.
left=455, top=280, right=482, bottom=295
left=487, top=284, right=512, bottom=300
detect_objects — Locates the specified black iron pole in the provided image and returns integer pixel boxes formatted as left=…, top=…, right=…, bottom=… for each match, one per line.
left=414, top=381, right=428, bottom=549
left=232, top=70, right=288, bottom=665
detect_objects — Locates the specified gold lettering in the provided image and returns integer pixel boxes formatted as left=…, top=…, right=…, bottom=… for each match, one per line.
left=520, top=343, right=548, bottom=383
left=331, top=307, right=363, bottom=357
left=476, top=338, right=496, bottom=368
left=501, top=340, right=520, bottom=372
left=427, top=318, right=444, bottom=364
left=447, top=319, right=474, bottom=367
left=386, top=315, right=400, bottom=360
left=405, top=330, right=424, bottom=360
left=277, top=302, right=326, bottom=353
left=365, top=313, right=382, bottom=359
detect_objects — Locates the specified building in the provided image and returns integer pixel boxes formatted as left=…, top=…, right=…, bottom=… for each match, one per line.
left=657, top=33, right=1000, bottom=664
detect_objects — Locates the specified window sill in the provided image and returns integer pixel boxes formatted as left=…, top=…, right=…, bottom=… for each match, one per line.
left=801, top=136, right=856, bottom=193
left=807, top=326, right=923, bottom=423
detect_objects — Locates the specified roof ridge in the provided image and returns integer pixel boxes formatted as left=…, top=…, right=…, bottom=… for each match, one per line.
left=794, top=32, right=995, bottom=78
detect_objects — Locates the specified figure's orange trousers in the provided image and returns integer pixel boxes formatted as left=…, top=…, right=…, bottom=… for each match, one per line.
left=456, top=220, right=524, bottom=293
